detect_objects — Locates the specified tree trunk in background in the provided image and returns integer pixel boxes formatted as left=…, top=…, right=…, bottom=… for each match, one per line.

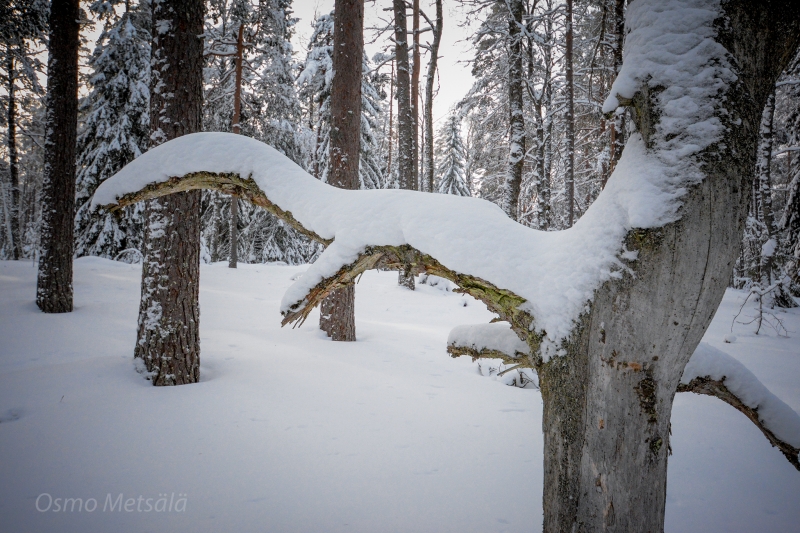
left=755, top=90, right=795, bottom=307
left=36, top=0, right=79, bottom=313
left=6, top=55, right=20, bottom=260
left=319, top=0, right=363, bottom=341
left=540, top=1, right=554, bottom=230
left=502, top=0, right=525, bottom=221
left=540, top=1, right=800, bottom=529
left=387, top=59, right=394, bottom=180
left=134, top=0, right=204, bottom=385
left=394, top=0, right=415, bottom=290
left=411, top=0, right=421, bottom=192
left=229, top=23, right=244, bottom=269
left=423, top=0, right=443, bottom=195
left=609, top=0, right=626, bottom=174
left=565, top=0, right=575, bottom=227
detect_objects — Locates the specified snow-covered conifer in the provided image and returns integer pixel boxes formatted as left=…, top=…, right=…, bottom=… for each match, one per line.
left=298, top=12, right=386, bottom=190
left=434, top=112, right=470, bottom=196
left=203, top=0, right=313, bottom=265
left=74, top=5, right=150, bottom=259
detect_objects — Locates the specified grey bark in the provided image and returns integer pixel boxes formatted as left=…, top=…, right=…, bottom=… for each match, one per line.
left=394, top=0, right=415, bottom=290
left=134, top=0, right=204, bottom=385
left=422, top=0, right=443, bottom=195
left=502, top=0, right=525, bottom=221
left=609, top=0, right=626, bottom=174
left=229, top=23, right=244, bottom=269
left=36, top=0, right=79, bottom=313
left=540, top=1, right=800, bottom=530
left=411, top=0, right=421, bottom=192
left=565, top=0, right=575, bottom=227
left=319, top=0, right=363, bottom=341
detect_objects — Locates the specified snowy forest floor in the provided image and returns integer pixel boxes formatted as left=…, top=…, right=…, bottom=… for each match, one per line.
left=0, top=257, right=798, bottom=533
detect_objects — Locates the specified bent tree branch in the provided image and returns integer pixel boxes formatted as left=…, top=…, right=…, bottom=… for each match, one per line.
left=678, top=377, right=800, bottom=470
left=97, top=171, right=540, bottom=347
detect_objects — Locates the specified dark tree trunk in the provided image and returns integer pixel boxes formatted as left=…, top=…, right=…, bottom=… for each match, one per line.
left=319, top=0, right=363, bottom=341
left=540, top=0, right=800, bottom=529
left=609, top=0, right=626, bottom=173
left=423, top=0, right=443, bottom=195
left=36, top=0, right=79, bottom=313
left=565, top=0, right=575, bottom=227
left=229, top=23, right=244, bottom=269
left=6, top=54, right=20, bottom=260
left=134, top=0, right=204, bottom=385
left=394, top=0, right=416, bottom=290
left=503, top=0, right=525, bottom=221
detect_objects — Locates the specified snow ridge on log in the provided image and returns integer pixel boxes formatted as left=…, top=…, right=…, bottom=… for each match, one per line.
left=93, top=132, right=682, bottom=346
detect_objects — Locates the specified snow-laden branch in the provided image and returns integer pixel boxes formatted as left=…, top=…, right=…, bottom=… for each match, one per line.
left=446, top=322, right=537, bottom=368
left=93, top=131, right=681, bottom=351
left=678, top=343, right=800, bottom=470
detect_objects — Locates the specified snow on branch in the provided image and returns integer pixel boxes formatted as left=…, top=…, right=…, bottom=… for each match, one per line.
left=93, top=132, right=683, bottom=349
left=446, top=322, right=536, bottom=368
left=678, top=343, right=800, bottom=470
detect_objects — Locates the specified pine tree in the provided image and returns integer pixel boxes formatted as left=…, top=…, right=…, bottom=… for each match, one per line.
left=298, top=12, right=386, bottom=190
left=36, top=0, right=79, bottom=313
left=434, top=112, right=469, bottom=196
left=202, top=0, right=313, bottom=266
left=316, top=0, right=364, bottom=341
left=134, top=0, right=204, bottom=385
left=74, top=5, right=150, bottom=260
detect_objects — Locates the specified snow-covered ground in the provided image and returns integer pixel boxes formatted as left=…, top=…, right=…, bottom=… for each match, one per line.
left=0, top=257, right=798, bottom=533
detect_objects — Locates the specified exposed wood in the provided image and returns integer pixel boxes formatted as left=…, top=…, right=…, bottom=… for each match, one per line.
left=100, top=171, right=332, bottom=246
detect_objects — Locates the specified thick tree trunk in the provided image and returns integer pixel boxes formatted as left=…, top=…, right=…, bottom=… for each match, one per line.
left=565, top=0, right=575, bottom=228
left=394, top=0, right=415, bottom=290
left=503, top=0, right=525, bottom=221
left=36, top=0, right=79, bottom=313
left=540, top=1, right=800, bottom=530
left=229, top=23, right=244, bottom=269
left=134, top=0, right=204, bottom=385
left=6, top=55, right=20, bottom=260
left=319, top=0, right=363, bottom=341
left=423, top=0, right=443, bottom=195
